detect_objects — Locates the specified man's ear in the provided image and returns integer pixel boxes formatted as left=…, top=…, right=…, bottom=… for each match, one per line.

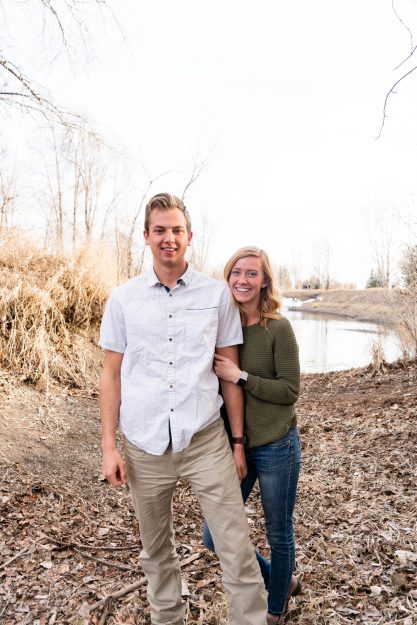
left=144, top=230, right=149, bottom=244
left=187, top=230, right=193, bottom=246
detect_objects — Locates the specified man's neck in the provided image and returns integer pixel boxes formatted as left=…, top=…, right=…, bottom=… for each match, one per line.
left=153, top=262, right=188, bottom=288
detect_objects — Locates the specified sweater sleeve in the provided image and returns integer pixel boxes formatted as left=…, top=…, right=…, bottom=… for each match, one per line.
left=245, top=318, right=300, bottom=405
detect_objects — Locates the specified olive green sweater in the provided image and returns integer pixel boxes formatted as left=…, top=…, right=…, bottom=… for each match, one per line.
left=239, top=317, right=300, bottom=449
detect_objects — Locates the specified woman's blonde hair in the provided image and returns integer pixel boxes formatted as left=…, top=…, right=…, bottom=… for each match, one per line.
left=224, top=246, right=281, bottom=327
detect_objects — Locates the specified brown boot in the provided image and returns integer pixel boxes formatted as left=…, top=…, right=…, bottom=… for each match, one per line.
left=266, top=576, right=302, bottom=624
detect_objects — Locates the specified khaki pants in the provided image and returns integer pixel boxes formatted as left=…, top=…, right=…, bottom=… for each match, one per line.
left=124, top=419, right=267, bottom=625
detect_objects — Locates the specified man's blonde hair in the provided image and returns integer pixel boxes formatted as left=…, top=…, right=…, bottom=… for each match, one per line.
left=144, top=193, right=192, bottom=233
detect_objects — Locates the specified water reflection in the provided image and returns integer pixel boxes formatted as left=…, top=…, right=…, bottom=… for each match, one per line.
left=283, top=306, right=401, bottom=373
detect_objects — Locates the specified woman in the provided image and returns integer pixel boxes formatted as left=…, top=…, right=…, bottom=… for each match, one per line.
left=203, top=246, right=301, bottom=625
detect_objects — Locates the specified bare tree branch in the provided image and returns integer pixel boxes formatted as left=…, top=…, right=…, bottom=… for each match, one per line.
left=39, top=0, right=68, bottom=46
left=125, top=170, right=170, bottom=277
left=0, top=1, right=121, bottom=126
left=181, top=157, right=209, bottom=201
left=393, top=44, right=417, bottom=71
left=376, top=63, right=417, bottom=139
left=377, top=3, right=417, bottom=137
left=392, top=0, right=414, bottom=54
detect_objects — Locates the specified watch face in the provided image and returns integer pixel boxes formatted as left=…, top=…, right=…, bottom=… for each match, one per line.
left=237, top=377, right=247, bottom=387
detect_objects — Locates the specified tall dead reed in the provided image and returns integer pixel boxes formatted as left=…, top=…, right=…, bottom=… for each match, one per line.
left=394, top=287, right=417, bottom=360
left=0, top=232, right=110, bottom=391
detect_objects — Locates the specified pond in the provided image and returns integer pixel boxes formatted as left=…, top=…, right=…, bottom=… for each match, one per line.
left=283, top=303, right=401, bottom=373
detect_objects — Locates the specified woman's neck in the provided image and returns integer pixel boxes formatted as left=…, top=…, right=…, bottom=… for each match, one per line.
left=242, top=302, right=260, bottom=327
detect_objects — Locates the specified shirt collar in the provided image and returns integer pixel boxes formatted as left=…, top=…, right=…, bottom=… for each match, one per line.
left=146, top=265, right=193, bottom=288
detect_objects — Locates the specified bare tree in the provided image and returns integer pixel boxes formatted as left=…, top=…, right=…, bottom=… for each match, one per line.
left=275, top=265, right=292, bottom=291
left=181, top=156, right=209, bottom=202
left=40, top=124, right=65, bottom=253
left=35, top=120, right=118, bottom=254
left=188, top=212, right=211, bottom=272
left=124, top=171, right=171, bottom=278
left=313, top=237, right=331, bottom=290
left=378, top=1, right=417, bottom=137
left=289, top=254, right=301, bottom=290
left=0, top=162, right=17, bottom=232
left=370, top=209, right=395, bottom=288
left=0, top=1, right=119, bottom=125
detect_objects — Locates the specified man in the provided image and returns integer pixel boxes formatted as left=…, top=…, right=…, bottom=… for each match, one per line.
left=99, top=193, right=267, bottom=625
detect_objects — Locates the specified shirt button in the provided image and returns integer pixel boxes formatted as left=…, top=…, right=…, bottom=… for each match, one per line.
left=169, top=338, right=173, bottom=341
left=169, top=362, right=173, bottom=365
left=169, top=294, right=173, bottom=297
left=170, top=408, right=174, bottom=412
left=169, top=385, right=173, bottom=388
left=169, top=314, right=172, bottom=318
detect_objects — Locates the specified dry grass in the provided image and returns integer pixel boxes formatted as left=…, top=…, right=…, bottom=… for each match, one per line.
left=394, top=289, right=417, bottom=359
left=0, top=231, right=110, bottom=391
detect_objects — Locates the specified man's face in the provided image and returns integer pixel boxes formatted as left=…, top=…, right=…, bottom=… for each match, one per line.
left=144, top=208, right=192, bottom=270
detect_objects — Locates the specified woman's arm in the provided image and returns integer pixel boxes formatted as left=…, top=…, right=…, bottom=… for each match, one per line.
left=245, top=318, right=300, bottom=404
left=215, top=318, right=300, bottom=405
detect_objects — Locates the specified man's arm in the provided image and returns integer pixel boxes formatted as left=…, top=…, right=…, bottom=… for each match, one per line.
left=216, top=345, right=247, bottom=481
left=99, top=349, right=128, bottom=487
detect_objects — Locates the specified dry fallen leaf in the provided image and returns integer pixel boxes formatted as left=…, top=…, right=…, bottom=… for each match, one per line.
left=39, top=561, right=53, bottom=570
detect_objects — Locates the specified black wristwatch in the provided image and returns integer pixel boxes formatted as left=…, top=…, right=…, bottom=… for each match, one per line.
left=236, top=371, right=248, bottom=387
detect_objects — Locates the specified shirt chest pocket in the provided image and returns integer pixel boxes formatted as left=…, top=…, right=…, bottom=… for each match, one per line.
left=185, top=308, right=218, bottom=352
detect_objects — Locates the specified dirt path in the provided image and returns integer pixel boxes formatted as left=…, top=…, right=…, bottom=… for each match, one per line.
left=1, top=363, right=416, bottom=624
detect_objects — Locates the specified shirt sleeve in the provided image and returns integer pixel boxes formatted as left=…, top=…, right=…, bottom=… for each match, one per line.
left=245, top=318, right=300, bottom=404
left=98, top=291, right=127, bottom=353
left=215, top=285, right=243, bottom=348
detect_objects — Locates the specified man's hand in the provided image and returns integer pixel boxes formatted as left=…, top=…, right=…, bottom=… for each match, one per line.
left=233, top=445, right=247, bottom=481
left=102, top=448, right=128, bottom=487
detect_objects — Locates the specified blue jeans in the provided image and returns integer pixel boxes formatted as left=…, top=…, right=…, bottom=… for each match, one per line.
left=202, top=427, right=301, bottom=616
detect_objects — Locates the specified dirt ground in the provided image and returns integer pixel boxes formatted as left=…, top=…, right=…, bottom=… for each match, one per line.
left=1, top=362, right=416, bottom=625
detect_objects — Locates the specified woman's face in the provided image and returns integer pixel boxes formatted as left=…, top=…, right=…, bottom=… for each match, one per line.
left=228, top=256, right=267, bottom=307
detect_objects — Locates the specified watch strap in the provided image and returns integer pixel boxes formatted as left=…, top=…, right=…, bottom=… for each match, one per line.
left=236, top=371, right=248, bottom=387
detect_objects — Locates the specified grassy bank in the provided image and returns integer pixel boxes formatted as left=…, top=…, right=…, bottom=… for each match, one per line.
left=284, top=289, right=397, bottom=324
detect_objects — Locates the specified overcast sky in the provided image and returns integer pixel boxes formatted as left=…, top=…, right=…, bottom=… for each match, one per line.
left=4, top=0, right=417, bottom=286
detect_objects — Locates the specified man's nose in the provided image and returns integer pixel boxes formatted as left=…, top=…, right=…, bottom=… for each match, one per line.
left=164, top=229, right=175, bottom=242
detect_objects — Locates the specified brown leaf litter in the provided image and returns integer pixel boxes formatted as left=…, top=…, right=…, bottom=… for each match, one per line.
left=0, top=361, right=416, bottom=624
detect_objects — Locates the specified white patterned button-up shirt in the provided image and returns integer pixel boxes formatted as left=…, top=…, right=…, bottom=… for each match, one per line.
left=99, top=266, right=243, bottom=455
